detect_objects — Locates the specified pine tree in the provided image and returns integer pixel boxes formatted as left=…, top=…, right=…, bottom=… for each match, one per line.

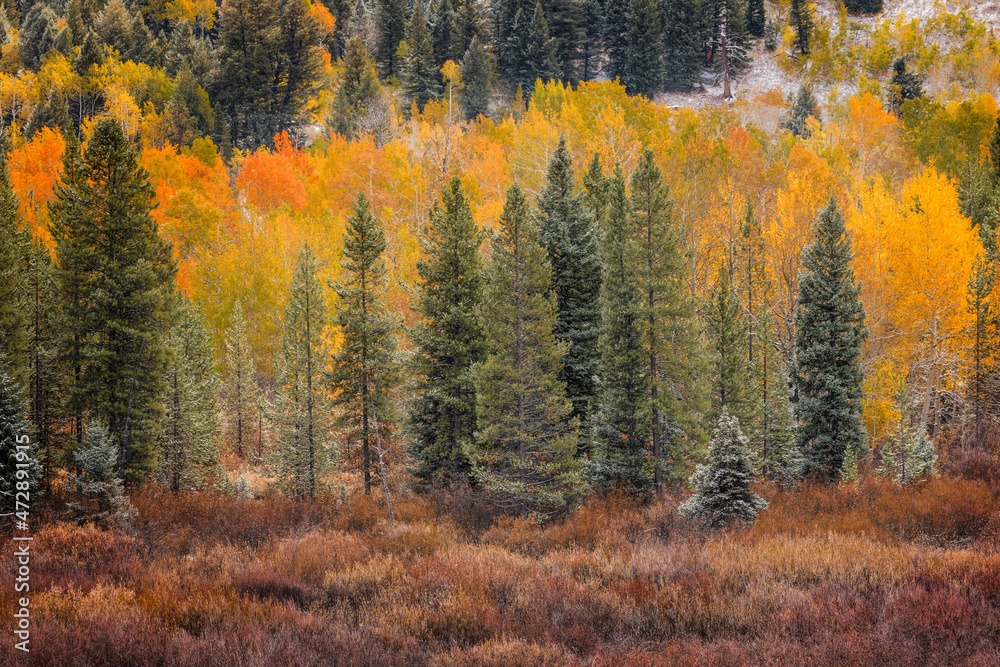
left=64, top=422, right=133, bottom=528
left=604, top=0, right=629, bottom=83
left=887, top=57, right=924, bottom=114
left=430, top=0, right=459, bottom=67
left=578, top=0, right=603, bottom=82
left=704, top=266, right=752, bottom=427
left=0, top=366, right=42, bottom=504
left=404, top=3, right=442, bottom=112
left=159, top=297, right=220, bottom=492
left=461, top=35, right=493, bottom=120
left=631, top=149, right=704, bottom=490
left=794, top=198, right=867, bottom=482
left=782, top=83, right=820, bottom=137
left=271, top=245, right=332, bottom=500
left=0, top=129, right=29, bottom=388
left=375, top=0, right=408, bottom=78
left=454, top=0, right=486, bottom=57
left=331, top=37, right=382, bottom=136
left=328, top=0, right=354, bottom=57
left=622, top=0, right=661, bottom=97
left=679, top=410, right=767, bottom=529
left=223, top=299, right=262, bottom=459
left=544, top=0, right=582, bottom=83
left=588, top=167, right=652, bottom=497
left=330, top=193, right=400, bottom=495
left=514, top=1, right=561, bottom=92
left=20, top=2, right=59, bottom=71
left=409, top=177, right=487, bottom=489
left=537, top=138, right=602, bottom=455
left=661, top=0, right=706, bottom=91
left=788, top=0, right=813, bottom=56
left=843, top=0, right=883, bottom=14
left=469, top=184, right=583, bottom=516
left=967, top=257, right=998, bottom=447
left=877, top=390, right=936, bottom=484
left=50, top=119, right=177, bottom=484
left=746, top=0, right=765, bottom=37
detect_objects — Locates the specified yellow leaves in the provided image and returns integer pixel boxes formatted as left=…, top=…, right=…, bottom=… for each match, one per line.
left=104, top=86, right=142, bottom=140
left=165, top=0, right=218, bottom=31
left=440, top=61, right=462, bottom=88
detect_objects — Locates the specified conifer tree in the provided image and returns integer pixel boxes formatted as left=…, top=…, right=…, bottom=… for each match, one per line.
left=430, top=0, right=459, bottom=66
left=749, top=309, right=798, bottom=483
left=794, top=198, right=867, bottom=482
left=839, top=441, right=858, bottom=484
left=604, top=0, right=629, bottom=83
left=661, top=0, right=706, bottom=90
left=0, top=130, right=28, bottom=388
left=20, top=2, right=59, bottom=71
left=159, top=298, right=220, bottom=492
left=537, top=138, right=602, bottom=455
left=223, top=299, right=262, bottom=459
left=404, top=3, right=441, bottom=112
left=455, top=0, right=486, bottom=56
left=887, top=57, right=924, bottom=114
left=704, top=266, right=751, bottom=427
left=64, top=422, right=133, bottom=528
left=746, top=0, right=765, bottom=37
left=843, top=0, right=882, bottom=14
left=331, top=37, right=382, bottom=137
left=50, top=119, right=177, bottom=484
left=578, top=0, right=604, bottom=82
left=582, top=152, right=608, bottom=226
left=271, top=245, right=332, bottom=500
left=679, top=410, right=767, bottom=529
left=508, top=1, right=561, bottom=92
left=588, top=168, right=652, bottom=497
left=470, top=184, right=583, bottom=516
left=409, top=177, right=486, bottom=488
left=0, top=366, right=42, bottom=503
left=375, top=0, right=408, bottom=78
left=622, top=0, right=661, bottom=97
left=967, top=257, right=998, bottom=446
left=782, top=83, right=820, bottom=138
left=544, top=0, right=582, bottom=83
left=330, top=193, right=400, bottom=495
left=329, top=0, right=354, bottom=57
left=461, top=35, right=493, bottom=120
left=631, top=149, right=704, bottom=490
left=877, top=390, right=936, bottom=484
left=789, top=0, right=813, bottom=56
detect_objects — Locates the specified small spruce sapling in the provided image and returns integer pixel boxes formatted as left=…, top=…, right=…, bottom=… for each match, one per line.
left=679, top=410, right=767, bottom=529
left=64, top=422, right=134, bottom=528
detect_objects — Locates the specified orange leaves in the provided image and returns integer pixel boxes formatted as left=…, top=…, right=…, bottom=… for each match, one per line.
left=236, top=136, right=309, bottom=214
left=310, top=0, right=336, bottom=36
left=9, top=126, right=66, bottom=245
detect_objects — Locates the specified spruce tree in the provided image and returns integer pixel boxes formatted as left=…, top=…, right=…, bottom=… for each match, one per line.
left=679, top=410, right=767, bottom=529
left=750, top=309, right=798, bottom=483
left=544, top=0, right=583, bottom=83
left=537, top=138, right=602, bottom=455
left=20, top=2, right=59, bottom=71
left=746, top=0, right=765, bottom=37
left=0, top=130, right=29, bottom=388
left=588, top=167, right=653, bottom=498
left=843, top=0, right=883, bottom=14
left=661, top=0, right=706, bottom=91
left=64, top=422, right=133, bottom=528
left=0, top=366, right=42, bottom=504
left=631, top=149, right=704, bottom=490
left=967, top=257, right=998, bottom=447
left=461, top=35, right=493, bottom=120
left=409, top=177, right=486, bottom=489
left=887, top=57, right=924, bottom=114
left=331, top=37, right=382, bottom=137
left=704, top=266, right=752, bottom=427
left=578, top=0, right=604, bottom=82
left=271, top=245, right=332, bottom=500
left=604, top=0, right=629, bottom=84
left=404, top=3, right=441, bottom=112
left=622, top=0, right=661, bottom=97
left=789, top=0, right=813, bottom=56
left=782, top=83, right=820, bottom=138
left=330, top=193, right=400, bottom=495
left=430, top=0, right=459, bottom=67
left=454, top=0, right=486, bottom=57
left=469, top=184, right=583, bottom=516
left=223, top=299, right=262, bottom=459
left=794, top=198, right=867, bottom=482
left=508, top=1, right=561, bottom=92
left=50, top=119, right=177, bottom=484
left=159, top=298, right=220, bottom=492
left=877, top=390, right=935, bottom=484
left=582, top=152, right=608, bottom=226
left=375, top=0, right=408, bottom=78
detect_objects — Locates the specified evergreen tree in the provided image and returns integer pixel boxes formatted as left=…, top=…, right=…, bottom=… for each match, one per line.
left=74, top=30, right=107, bottom=75
left=843, top=0, right=882, bottom=14
left=64, top=422, right=133, bottom=528
left=877, top=390, right=936, bottom=484
left=631, top=149, right=704, bottom=490
left=704, top=266, right=752, bottom=427
left=782, top=83, right=820, bottom=137
left=749, top=309, right=798, bottom=483
left=509, top=1, right=561, bottom=92
left=622, top=0, right=661, bottom=97
left=409, top=177, right=487, bottom=488
left=679, top=410, right=767, bottom=529
left=454, top=0, right=486, bottom=57
left=469, top=184, right=583, bottom=516
left=330, top=193, right=400, bottom=495
left=839, top=441, right=858, bottom=484
left=223, top=299, right=262, bottom=459
left=50, top=119, right=177, bottom=484
left=328, top=0, right=354, bottom=57
left=159, top=298, right=220, bottom=492
left=271, top=245, right=332, bottom=500
left=430, top=0, right=459, bottom=66
left=588, top=167, right=652, bottom=497
left=461, top=35, right=493, bottom=120
left=404, top=3, right=442, bottom=112
left=582, top=152, right=608, bottom=227
left=544, top=0, right=582, bottom=83
left=20, top=2, right=59, bottom=71
left=126, top=9, right=157, bottom=65
left=746, top=0, right=765, bottom=37
left=212, top=0, right=323, bottom=150
left=661, top=0, right=706, bottom=91
left=375, top=0, right=408, bottom=78
left=788, top=0, right=813, bottom=56
left=0, top=130, right=29, bottom=387
left=887, top=57, right=924, bottom=114
left=604, top=0, right=629, bottom=83
left=495, top=0, right=534, bottom=80
left=794, top=198, right=867, bottom=482
left=331, top=37, right=382, bottom=136
left=578, top=0, right=603, bottom=82
left=537, top=138, right=602, bottom=454
left=966, top=257, right=998, bottom=447
left=0, top=366, right=42, bottom=504
left=704, top=0, right=749, bottom=72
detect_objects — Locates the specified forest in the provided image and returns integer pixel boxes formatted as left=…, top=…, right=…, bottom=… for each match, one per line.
left=2, top=0, right=1000, bottom=664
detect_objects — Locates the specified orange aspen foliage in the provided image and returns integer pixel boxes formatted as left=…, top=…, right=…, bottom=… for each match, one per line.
left=9, top=127, right=66, bottom=246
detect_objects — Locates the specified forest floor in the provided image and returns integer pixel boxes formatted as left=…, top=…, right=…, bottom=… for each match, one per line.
left=2, top=458, right=1000, bottom=666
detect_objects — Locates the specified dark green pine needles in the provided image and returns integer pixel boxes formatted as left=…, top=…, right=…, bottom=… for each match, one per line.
left=794, top=198, right=867, bottom=482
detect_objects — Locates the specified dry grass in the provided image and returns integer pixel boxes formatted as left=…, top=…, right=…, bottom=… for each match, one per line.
left=2, top=475, right=999, bottom=666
